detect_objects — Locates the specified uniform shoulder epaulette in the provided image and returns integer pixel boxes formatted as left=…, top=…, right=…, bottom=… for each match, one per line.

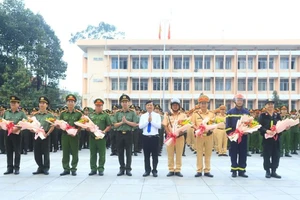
left=60, top=110, right=67, bottom=113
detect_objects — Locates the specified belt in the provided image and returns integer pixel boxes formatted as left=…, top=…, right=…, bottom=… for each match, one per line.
left=143, top=134, right=159, bottom=138
left=118, top=131, right=131, bottom=134
left=218, top=128, right=225, bottom=130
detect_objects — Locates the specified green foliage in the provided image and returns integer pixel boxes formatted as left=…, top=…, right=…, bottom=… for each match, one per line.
left=272, top=90, right=283, bottom=108
left=69, top=21, right=125, bottom=43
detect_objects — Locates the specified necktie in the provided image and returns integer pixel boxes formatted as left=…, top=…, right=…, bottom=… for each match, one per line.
left=147, top=113, right=151, bottom=133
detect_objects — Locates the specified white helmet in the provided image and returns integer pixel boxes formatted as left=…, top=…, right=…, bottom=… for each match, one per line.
left=170, top=98, right=181, bottom=105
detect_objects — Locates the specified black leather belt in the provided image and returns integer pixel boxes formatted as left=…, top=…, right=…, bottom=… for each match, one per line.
left=118, top=131, right=131, bottom=134
left=143, top=134, right=159, bottom=138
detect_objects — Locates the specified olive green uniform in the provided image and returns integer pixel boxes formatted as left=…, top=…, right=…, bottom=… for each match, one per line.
left=59, top=109, right=82, bottom=172
left=109, top=114, right=117, bottom=155
left=89, top=111, right=112, bottom=172
left=250, top=117, right=262, bottom=154
left=113, top=110, right=139, bottom=171
left=280, top=114, right=291, bottom=156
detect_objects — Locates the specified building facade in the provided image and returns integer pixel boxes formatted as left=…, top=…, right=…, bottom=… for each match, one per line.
left=77, top=39, right=300, bottom=111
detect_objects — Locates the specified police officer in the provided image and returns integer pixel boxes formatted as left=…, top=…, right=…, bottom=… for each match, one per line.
left=226, top=94, right=249, bottom=178
left=279, top=106, right=292, bottom=157
left=32, top=96, right=55, bottom=175
left=215, top=105, right=228, bottom=156
left=112, top=94, right=139, bottom=176
left=162, top=98, right=187, bottom=177
left=130, top=105, right=139, bottom=156
left=80, top=107, right=90, bottom=150
left=290, top=109, right=299, bottom=155
left=88, top=99, right=112, bottom=176
left=59, top=94, right=82, bottom=176
left=110, top=105, right=118, bottom=156
left=258, top=99, right=282, bottom=178
left=2, top=96, right=27, bottom=175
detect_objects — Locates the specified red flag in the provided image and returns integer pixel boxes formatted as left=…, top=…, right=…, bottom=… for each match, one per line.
left=158, top=23, right=162, bottom=39
left=168, top=24, right=170, bottom=39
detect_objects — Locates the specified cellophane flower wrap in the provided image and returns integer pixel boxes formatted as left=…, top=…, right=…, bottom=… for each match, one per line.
left=0, top=118, right=16, bottom=136
left=165, top=119, right=193, bottom=146
left=75, top=116, right=105, bottom=139
left=265, top=118, right=299, bottom=140
left=17, top=117, right=46, bottom=140
left=48, top=119, right=78, bottom=137
left=228, top=115, right=261, bottom=143
left=195, top=118, right=218, bottom=137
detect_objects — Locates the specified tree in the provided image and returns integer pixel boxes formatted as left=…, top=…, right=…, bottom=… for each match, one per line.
left=69, top=22, right=125, bottom=43
left=272, top=90, right=283, bottom=108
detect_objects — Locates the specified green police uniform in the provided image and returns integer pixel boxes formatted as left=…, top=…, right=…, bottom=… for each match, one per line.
left=250, top=116, right=263, bottom=154
left=109, top=113, right=118, bottom=155
left=290, top=110, right=299, bottom=154
left=3, top=96, right=27, bottom=174
left=280, top=113, right=291, bottom=156
left=88, top=99, right=112, bottom=174
left=59, top=94, right=82, bottom=175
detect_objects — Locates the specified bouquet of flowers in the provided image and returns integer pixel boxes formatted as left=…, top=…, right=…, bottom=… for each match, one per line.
left=0, top=118, right=16, bottom=136
left=194, top=117, right=219, bottom=137
left=228, top=115, right=261, bottom=143
left=47, top=119, right=78, bottom=137
left=45, top=117, right=56, bottom=124
left=265, top=118, right=299, bottom=140
left=17, top=117, right=46, bottom=140
left=75, top=116, right=105, bottom=139
left=164, top=119, right=193, bottom=146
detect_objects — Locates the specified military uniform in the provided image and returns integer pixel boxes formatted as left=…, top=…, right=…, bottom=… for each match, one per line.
left=109, top=105, right=118, bottom=156
left=130, top=105, right=139, bottom=156
left=59, top=94, right=82, bottom=176
left=112, top=94, right=139, bottom=176
left=290, top=109, right=299, bottom=155
left=33, top=96, right=54, bottom=175
left=279, top=106, right=291, bottom=157
left=80, top=107, right=90, bottom=150
left=3, top=96, right=27, bottom=175
left=88, top=99, right=112, bottom=175
left=249, top=110, right=263, bottom=154
left=49, top=109, right=60, bottom=152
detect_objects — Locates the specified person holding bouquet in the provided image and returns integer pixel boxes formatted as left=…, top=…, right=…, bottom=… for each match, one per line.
left=192, top=94, right=216, bottom=178
left=279, top=106, right=292, bottom=157
left=32, top=96, right=55, bottom=175
left=2, top=96, right=27, bottom=175
left=226, top=94, right=249, bottom=178
left=258, top=99, right=282, bottom=178
left=290, top=109, right=299, bottom=155
left=59, top=94, right=82, bottom=176
left=112, top=94, right=139, bottom=176
left=162, top=98, right=187, bottom=177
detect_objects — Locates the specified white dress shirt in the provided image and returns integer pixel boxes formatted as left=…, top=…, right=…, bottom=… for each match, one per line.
left=139, top=111, right=161, bottom=136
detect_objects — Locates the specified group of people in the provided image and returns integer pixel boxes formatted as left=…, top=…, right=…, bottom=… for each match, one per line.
left=0, top=93, right=299, bottom=179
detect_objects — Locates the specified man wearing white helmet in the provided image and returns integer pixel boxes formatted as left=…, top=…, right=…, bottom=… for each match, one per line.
left=162, top=98, right=187, bottom=177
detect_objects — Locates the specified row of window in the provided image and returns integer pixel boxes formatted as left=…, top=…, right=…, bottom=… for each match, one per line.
left=111, top=78, right=297, bottom=91
left=110, top=56, right=297, bottom=70
left=110, top=99, right=298, bottom=111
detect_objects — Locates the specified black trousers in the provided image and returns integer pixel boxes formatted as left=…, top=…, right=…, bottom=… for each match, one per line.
left=110, top=130, right=117, bottom=154
left=0, top=129, right=6, bottom=152
left=263, top=138, right=280, bottom=171
left=21, top=130, right=30, bottom=152
left=28, top=132, right=34, bottom=151
left=117, top=131, right=132, bottom=171
left=34, top=136, right=50, bottom=171
left=158, top=128, right=164, bottom=153
left=229, top=134, right=248, bottom=172
left=132, top=129, right=139, bottom=153
left=4, top=133, right=21, bottom=170
left=50, top=128, right=59, bottom=151
left=143, top=135, right=159, bottom=173
left=80, top=129, right=89, bottom=149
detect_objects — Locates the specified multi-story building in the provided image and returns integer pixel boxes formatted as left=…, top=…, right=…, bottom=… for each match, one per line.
left=77, top=39, right=300, bottom=111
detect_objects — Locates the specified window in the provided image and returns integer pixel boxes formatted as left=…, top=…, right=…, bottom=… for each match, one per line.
left=291, top=100, right=296, bottom=110
left=248, top=79, right=253, bottom=91
left=204, top=57, right=211, bottom=69
left=153, top=57, right=160, bottom=69
left=182, top=100, right=190, bottom=111
left=195, top=57, right=203, bottom=70
left=291, top=57, right=296, bottom=69
left=269, top=57, right=274, bottom=69
left=183, top=57, right=190, bottom=69
left=238, top=79, right=246, bottom=91
left=183, top=79, right=190, bottom=91
left=238, top=57, right=246, bottom=69
left=132, top=57, right=139, bottom=69
left=162, top=57, right=169, bottom=69
left=226, top=100, right=232, bottom=110
left=153, top=78, right=169, bottom=90
left=173, top=57, right=182, bottom=69
left=269, top=79, right=274, bottom=91
left=291, top=79, right=296, bottom=91
left=131, top=100, right=139, bottom=107
left=132, top=79, right=148, bottom=90
left=111, top=78, right=118, bottom=90
left=153, top=57, right=169, bottom=69
left=280, top=57, right=289, bottom=69
left=140, top=57, right=148, bottom=69
left=225, top=57, right=232, bottom=69
left=215, top=100, right=223, bottom=109
left=258, top=101, right=266, bottom=109
left=215, top=78, right=224, bottom=91
left=247, top=100, right=254, bottom=109
left=174, top=79, right=182, bottom=91
left=225, top=79, right=231, bottom=91
left=258, top=57, right=267, bottom=69
left=111, top=100, right=118, bottom=106
left=140, top=100, right=148, bottom=109
left=204, top=78, right=211, bottom=90
left=111, top=57, right=118, bottom=69
left=119, top=57, right=128, bottom=69
left=119, top=78, right=127, bottom=90
left=280, top=79, right=289, bottom=91
left=194, top=78, right=203, bottom=90
left=132, top=79, right=139, bottom=90
left=248, top=57, right=253, bottom=69
left=132, top=57, right=148, bottom=69
left=215, top=57, right=224, bottom=70
left=258, top=79, right=267, bottom=91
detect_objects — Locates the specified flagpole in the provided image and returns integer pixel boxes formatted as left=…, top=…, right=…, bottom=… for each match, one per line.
left=162, top=20, right=167, bottom=112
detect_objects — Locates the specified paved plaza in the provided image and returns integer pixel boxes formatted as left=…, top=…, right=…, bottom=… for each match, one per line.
left=0, top=147, right=300, bottom=200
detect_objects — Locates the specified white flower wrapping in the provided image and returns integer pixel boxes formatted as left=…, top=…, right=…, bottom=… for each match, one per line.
left=265, top=118, right=299, bottom=139
left=194, top=117, right=218, bottom=137
left=164, top=119, right=192, bottom=146
left=53, top=120, right=78, bottom=136
left=17, top=117, right=46, bottom=140
left=74, top=116, right=105, bottom=139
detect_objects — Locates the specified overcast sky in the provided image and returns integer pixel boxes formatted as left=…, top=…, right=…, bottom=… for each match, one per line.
left=21, top=0, right=300, bottom=94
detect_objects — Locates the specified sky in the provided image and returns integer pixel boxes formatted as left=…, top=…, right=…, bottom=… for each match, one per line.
left=20, top=0, right=300, bottom=94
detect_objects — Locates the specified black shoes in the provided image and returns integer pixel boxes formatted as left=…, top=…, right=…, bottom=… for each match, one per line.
left=143, top=172, right=150, bottom=177
left=232, top=171, right=237, bottom=178
left=43, top=170, right=49, bottom=175
left=195, top=172, right=202, bottom=177
left=60, top=171, right=70, bottom=176
left=98, top=171, right=104, bottom=176
left=152, top=172, right=158, bottom=177
left=126, top=170, right=132, bottom=176
left=204, top=172, right=213, bottom=178
left=271, top=172, right=281, bottom=179
left=4, top=170, right=13, bottom=175
left=166, top=172, right=175, bottom=177
left=89, top=171, right=97, bottom=176
left=174, top=172, right=183, bottom=177
left=71, top=171, right=77, bottom=176
left=14, top=169, right=19, bottom=175
left=32, top=170, right=43, bottom=175
left=285, top=154, right=292, bottom=157
left=265, top=171, right=271, bottom=178
left=117, top=170, right=125, bottom=176
left=238, top=172, right=248, bottom=178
